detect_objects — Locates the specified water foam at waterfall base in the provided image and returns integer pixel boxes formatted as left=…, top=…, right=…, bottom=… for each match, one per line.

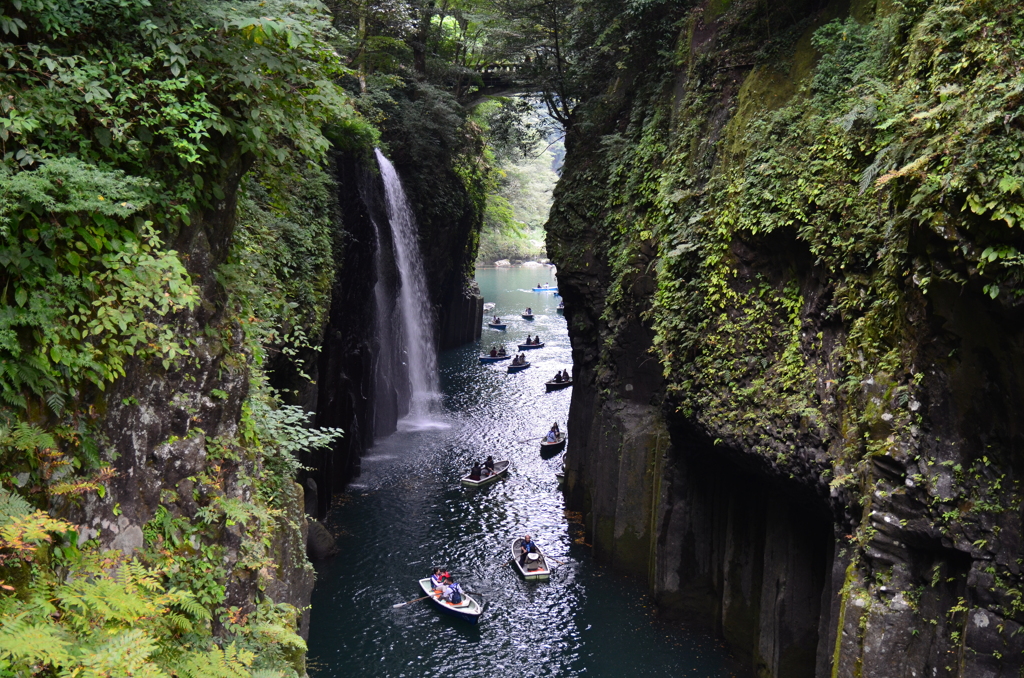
left=375, top=149, right=448, bottom=432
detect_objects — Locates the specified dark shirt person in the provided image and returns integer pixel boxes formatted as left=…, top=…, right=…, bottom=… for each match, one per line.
left=490, top=347, right=497, bottom=357
left=519, top=535, right=538, bottom=567
left=484, top=456, right=495, bottom=474
left=553, top=372, right=562, bottom=383
left=469, top=462, right=482, bottom=481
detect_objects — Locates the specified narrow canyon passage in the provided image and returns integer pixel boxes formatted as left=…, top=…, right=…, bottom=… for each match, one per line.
left=306, top=267, right=740, bottom=677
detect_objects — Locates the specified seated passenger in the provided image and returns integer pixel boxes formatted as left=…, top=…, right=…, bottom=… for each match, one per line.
left=519, top=535, right=538, bottom=566
left=442, top=577, right=464, bottom=604
left=545, top=429, right=557, bottom=443
left=469, top=462, right=482, bottom=481
left=562, top=369, right=570, bottom=381
left=553, top=372, right=562, bottom=383
left=490, top=347, right=497, bottom=357
left=484, top=456, right=495, bottom=474
left=430, top=568, right=445, bottom=591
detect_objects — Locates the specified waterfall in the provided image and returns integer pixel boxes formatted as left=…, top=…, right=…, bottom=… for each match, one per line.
left=374, top=149, right=440, bottom=426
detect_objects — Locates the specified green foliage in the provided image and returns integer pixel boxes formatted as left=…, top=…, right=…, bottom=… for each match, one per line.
left=0, top=0, right=365, bottom=673
left=0, top=158, right=198, bottom=412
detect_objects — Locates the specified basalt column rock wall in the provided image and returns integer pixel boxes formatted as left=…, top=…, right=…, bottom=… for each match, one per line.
left=550, top=0, right=1024, bottom=675
left=298, top=139, right=486, bottom=516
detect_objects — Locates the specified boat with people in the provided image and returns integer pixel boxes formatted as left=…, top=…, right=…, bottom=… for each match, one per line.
left=487, top=322, right=507, bottom=330
left=556, top=301, right=564, bottom=315
left=479, top=354, right=511, bottom=364
left=540, top=431, right=566, bottom=453
left=460, top=460, right=510, bottom=487
left=510, top=537, right=551, bottom=581
left=545, top=378, right=572, bottom=391
left=521, top=313, right=534, bottom=320
left=518, top=342, right=544, bottom=350
left=416, top=578, right=485, bottom=624
left=508, top=361, right=530, bottom=373
left=532, top=286, right=558, bottom=292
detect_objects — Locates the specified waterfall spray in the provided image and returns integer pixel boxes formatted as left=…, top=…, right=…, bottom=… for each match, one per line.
left=374, top=149, right=440, bottom=425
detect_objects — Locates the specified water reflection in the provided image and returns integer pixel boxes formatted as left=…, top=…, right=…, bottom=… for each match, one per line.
left=306, top=267, right=740, bottom=677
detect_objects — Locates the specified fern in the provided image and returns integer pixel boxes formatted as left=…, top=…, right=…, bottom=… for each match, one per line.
left=0, top=614, right=73, bottom=668
left=175, top=642, right=255, bottom=678
left=0, top=488, right=32, bottom=526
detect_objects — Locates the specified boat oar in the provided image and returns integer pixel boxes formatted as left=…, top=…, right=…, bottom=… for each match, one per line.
left=392, top=595, right=430, bottom=608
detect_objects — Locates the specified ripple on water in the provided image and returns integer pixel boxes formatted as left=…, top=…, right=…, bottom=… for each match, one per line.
left=307, top=267, right=741, bottom=678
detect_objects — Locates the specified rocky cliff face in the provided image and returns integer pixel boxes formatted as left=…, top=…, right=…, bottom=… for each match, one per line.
left=550, top=0, right=1024, bottom=675
left=293, top=138, right=485, bottom=519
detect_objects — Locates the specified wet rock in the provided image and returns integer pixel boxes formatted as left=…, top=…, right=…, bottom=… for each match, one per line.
left=307, top=520, right=338, bottom=561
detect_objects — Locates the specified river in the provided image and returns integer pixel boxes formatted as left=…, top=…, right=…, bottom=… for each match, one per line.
left=306, top=266, right=740, bottom=677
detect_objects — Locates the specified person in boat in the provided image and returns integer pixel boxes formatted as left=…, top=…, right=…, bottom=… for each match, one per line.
left=533, top=336, right=541, bottom=345
left=512, top=355, right=520, bottom=366
left=545, top=429, right=557, bottom=443
left=552, top=422, right=560, bottom=434
left=562, top=369, right=570, bottom=382
left=441, top=576, right=464, bottom=604
left=553, top=371, right=562, bottom=383
left=484, top=456, right=495, bottom=475
left=525, top=334, right=532, bottom=344
left=519, top=535, right=539, bottom=566
left=431, top=568, right=446, bottom=591
left=469, top=462, right=482, bottom=481
left=498, top=346, right=507, bottom=356
left=489, top=347, right=497, bottom=357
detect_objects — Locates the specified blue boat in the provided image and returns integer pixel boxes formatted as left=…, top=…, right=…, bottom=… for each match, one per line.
left=517, top=342, right=544, bottom=350
left=417, top=578, right=484, bottom=624
left=479, top=354, right=511, bottom=364
left=487, top=322, right=507, bottom=330
left=532, top=286, right=558, bottom=292
left=507, top=361, right=531, bottom=373
left=521, top=313, right=534, bottom=320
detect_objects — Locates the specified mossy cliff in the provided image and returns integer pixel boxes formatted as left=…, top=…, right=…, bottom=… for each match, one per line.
left=550, top=0, right=1024, bottom=675
left=0, top=0, right=485, bottom=671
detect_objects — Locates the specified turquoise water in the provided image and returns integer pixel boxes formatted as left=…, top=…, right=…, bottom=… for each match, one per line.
left=306, top=266, right=742, bottom=677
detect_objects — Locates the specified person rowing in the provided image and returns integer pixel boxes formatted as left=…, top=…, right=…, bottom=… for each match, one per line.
left=441, top=576, right=464, bottom=604
left=484, top=456, right=495, bottom=475
left=519, top=535, right=539, bottom=566
left=553, top=371, right=562, bottom=383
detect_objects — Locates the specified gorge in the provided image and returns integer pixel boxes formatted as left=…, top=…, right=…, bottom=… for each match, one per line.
left=2, top=0, right=1024, bottom=676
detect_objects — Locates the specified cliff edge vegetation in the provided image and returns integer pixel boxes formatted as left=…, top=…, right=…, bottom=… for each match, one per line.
left=0, top=0, right=361, bottom=673
left=549, top=0, right=1024, bottom=675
